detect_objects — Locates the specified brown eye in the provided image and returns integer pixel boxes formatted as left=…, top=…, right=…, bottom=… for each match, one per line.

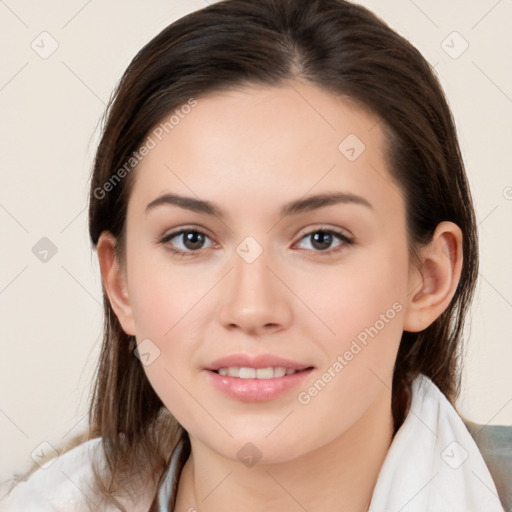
left=310, top=231, right=335, bottom=251
left=160, top=229, right=215, bottom=255
left=180, top=231, right=206, bottom=250
left=295, top=228, right=353, bottom=254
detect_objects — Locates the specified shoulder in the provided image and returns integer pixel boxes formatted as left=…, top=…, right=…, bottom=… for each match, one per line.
left=414, top=376, right=512, bottom=511
left=0, top=438, right=154, bottom=512
left=1, top=438, right=109, bottom=512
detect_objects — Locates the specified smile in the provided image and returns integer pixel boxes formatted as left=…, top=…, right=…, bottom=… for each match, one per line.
left=215, top=367, right=298, bottom=379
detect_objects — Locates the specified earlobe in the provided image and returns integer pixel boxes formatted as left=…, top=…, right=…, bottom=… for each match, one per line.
left=403, top=222, right=463, bottom=333
left=96, top=231, right=136, bottom=336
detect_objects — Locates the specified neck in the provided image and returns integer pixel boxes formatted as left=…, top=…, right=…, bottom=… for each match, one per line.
left=175, top=386, right=394, bottom=512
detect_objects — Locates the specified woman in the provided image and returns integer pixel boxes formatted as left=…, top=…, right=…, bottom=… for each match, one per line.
left=2, top=0, right=509, bottom=510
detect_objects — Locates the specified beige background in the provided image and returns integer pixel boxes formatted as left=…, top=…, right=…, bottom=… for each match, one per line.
left=1, top=0, right=511, bottom=493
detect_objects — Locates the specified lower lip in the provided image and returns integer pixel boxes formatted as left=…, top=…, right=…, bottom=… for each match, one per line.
left=204, top=368, right=313, bottom=402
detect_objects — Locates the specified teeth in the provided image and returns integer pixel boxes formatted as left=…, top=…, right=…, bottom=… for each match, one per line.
left=216, top=366, right=297, bottom=379
left=255, top=367, right=273, bottom=379
left=239, top=367, right=256, bottom=379
left=273, top=367, right=286, bottom=378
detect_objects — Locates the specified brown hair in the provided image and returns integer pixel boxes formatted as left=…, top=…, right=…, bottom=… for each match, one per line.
left=86, top=0, right=478, bottom=508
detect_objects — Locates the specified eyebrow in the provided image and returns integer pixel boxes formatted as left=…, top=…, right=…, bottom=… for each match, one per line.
left=145, top=191, right=373, bottom=218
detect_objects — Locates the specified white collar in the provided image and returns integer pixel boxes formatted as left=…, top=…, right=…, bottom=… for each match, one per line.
left=368, top=374, right=504, bottom=511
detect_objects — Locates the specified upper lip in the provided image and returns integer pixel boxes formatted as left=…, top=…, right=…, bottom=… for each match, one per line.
left=205, top=354, right=313, bottom=371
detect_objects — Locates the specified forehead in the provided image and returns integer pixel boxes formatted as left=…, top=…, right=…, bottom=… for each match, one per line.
left=129, top=80, right=402, bottom=218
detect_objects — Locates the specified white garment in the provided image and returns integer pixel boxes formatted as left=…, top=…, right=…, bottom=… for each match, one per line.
left=1, top=374, right=506, bottom=511
left=367, top=374, right=505, bottom=512
left=0, top=438, right=153, bottom=512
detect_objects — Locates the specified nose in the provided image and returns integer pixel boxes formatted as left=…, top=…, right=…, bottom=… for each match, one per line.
left=217, top=245, right=293, bottom=336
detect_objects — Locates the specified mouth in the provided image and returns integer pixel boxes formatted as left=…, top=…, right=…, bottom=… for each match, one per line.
left=204, top=354, right=315, bottom=401
left=211, top=366, right=312, bottom=379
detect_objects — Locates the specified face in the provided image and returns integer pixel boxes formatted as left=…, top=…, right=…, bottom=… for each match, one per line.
left=115, top=80, right=415, bottom=463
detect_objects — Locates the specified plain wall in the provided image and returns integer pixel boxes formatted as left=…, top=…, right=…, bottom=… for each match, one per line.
left=1, top=0, right=511, bottom=492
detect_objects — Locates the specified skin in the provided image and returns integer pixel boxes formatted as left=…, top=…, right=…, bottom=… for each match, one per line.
left=97, top=79, right=463, bottom=511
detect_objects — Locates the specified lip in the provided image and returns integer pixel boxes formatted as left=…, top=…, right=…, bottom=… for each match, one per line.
left=204, top=353, right=314, bottom=402
left=205, top=368, right=313, bottom=402
left=205, top=353, right=312, bottom=371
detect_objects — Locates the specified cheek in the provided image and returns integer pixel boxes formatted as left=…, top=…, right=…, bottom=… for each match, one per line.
left=288, top=250, right=408, bottom=443
left=301, top=243, right=409, bottom=371
left=126, top=253, right=209, bottom=420
left=125, top=248, right=214, bottom=403
left=126, top=245, right=210, bottom=339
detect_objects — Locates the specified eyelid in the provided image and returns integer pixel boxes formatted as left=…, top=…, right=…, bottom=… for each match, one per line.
left=295, top=224, right=354, bottom=241
left=159, top=226, right=218, bottom=245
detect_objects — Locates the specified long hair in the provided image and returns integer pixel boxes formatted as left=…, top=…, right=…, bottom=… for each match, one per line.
left=86, top=0, right=479, bottom=508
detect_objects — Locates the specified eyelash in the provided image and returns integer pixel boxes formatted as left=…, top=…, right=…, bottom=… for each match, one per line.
left=158, top=226, right=354, bottom=258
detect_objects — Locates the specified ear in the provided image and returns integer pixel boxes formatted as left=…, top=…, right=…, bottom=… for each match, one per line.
left=403, top=221, right=463, bottom=332
left=96, top=231, right=136, bottom=336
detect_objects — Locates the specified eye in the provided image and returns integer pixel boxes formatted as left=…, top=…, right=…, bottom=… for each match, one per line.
left=295, top=227, right=353, bottom=254
left=159, top=228, right=216, bottom=256
left=158, top=226, right=354, bottom=258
